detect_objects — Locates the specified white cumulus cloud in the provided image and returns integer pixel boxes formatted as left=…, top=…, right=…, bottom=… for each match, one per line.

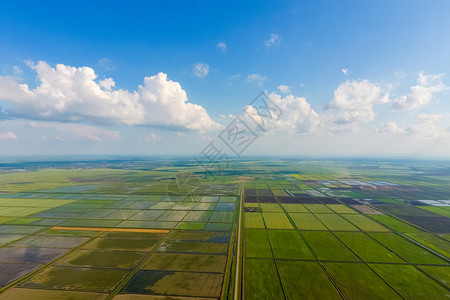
left=0, top=61, right=221, bottom=131
left=391, top=72, right=448, bottom=110
left=193, top=63, right=209, bottom=78
left=326, top=80, right=389, bottom=132
left=99, top=77, right=115, bottom=91
left=244, top=92, right=320, bottom=134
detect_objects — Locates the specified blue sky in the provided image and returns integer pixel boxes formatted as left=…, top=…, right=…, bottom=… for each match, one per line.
left=0, top=0, right=449, bottom=157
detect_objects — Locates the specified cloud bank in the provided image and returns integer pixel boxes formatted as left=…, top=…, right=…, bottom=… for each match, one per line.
left=0, top=61, right=221, bottom=131
left=243, top=72, right=448, bottom=139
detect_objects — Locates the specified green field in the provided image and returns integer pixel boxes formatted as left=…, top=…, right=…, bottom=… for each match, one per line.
left=245, top=229, right=272, bottom=258
left=335, top=232, right=404, bottom=263
left=370, top=264, right=450, bottom=299
left=369, top=232, right=447, bottom=265
left=268, top=230, right=314, bottom=260
left=404, top=232, right=450, bottom=257
left=277, top=261, right=341, bottom=299
left=244, top=259, right=284, bottom=300
left=419, top=266, right=450, bottom=288
left=302, top=231, right=361, bottom=262
left=322, top=262, right=402, bottom=299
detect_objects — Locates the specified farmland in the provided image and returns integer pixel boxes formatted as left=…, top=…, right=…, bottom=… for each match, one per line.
left=0, top=158, right=449, bottom=299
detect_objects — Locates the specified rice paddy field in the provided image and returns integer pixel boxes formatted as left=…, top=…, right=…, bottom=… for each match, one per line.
left=0, top=158, right=449, bottom=299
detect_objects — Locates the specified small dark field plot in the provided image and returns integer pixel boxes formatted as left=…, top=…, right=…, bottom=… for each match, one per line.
left=0, top=288, right=108, bottom=300
left=142, top=253, right=227, bottom=273
left=244, top=196, right=258, bottom=203
left=20, top=266, right=129, bottom=293
left=0, top=247, right=68, bottom=264
left=401, top=215, right=450, bottom=233
left=55, top=249, right=145, bottom=269
left=319, top=197, right=340, bottom=204
left=0, top=263, right=41, bottom=288
left=82, top=236, right=161, bottom=252
left=11, top=235, right=89, bottom=248
left=121, top=270, right=223, bottom=298
left=339, top=198, right=361, bottom=205
left=277, top=196, right=298, bottom=203
left=258, top=196, right=277, bottom=203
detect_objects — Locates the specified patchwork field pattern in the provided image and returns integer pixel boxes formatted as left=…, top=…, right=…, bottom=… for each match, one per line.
left=1, top=159, right=450, bottom=299
left=0, top=167, right=238, bottom=299
left=242, top=160, right=450, bottom=300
